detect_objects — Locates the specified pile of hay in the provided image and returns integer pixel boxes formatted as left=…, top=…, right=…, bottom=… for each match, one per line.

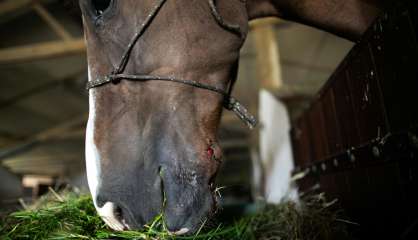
left=0, top=190, right=352, bottom=240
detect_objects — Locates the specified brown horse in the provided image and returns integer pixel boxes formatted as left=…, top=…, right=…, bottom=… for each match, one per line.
left=80, top=0, right=383, bottom=233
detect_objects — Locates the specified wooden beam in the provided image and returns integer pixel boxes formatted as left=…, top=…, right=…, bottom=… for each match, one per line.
left=0, top=114, right=88, bottom=161
left=0, top=38, right=86, bottom=64
left=4, top=155, right=81, bottom=168
left=54, top=129, right=85, bottom=140
left=0, top=141, right=38, bottom=162
left=10, top=165, right=67, bottom=175
left=0, top=0, right=31, bottom=16
left=32, top=3, right=73, bottom=41
left=251, top=18, right=283, bottom=90
left=35, top=114, right=88, bottom=141
left=0, top=71, right=86, bottom=110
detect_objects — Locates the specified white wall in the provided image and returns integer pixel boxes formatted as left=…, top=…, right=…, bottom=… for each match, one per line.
left=259, top=90, right=298, bottom=203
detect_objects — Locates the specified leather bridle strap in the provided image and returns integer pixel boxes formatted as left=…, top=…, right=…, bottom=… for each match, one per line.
left=113, top=0, right=167, bottom=75
left=86, top=0, right=257, bottom=129
left=87, top=74, right=228, bottom=96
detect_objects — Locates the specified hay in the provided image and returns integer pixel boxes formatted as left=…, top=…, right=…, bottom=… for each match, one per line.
left=0, top=189, right=352, bottom=240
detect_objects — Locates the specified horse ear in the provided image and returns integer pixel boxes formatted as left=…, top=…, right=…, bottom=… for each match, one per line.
left=246, top=0, right=281, bottom=20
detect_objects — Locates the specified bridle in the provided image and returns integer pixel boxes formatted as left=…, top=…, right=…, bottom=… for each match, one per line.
left=86, top=0, right=256, bottom=129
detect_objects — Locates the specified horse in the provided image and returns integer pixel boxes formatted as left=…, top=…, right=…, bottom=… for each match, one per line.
left=79, top=0, right=383, bottom=234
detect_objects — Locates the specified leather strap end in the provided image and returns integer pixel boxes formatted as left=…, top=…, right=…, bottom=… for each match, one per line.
left=225, top=97, right=257, bottom=130
left=86, top=76, right=113, bottom=90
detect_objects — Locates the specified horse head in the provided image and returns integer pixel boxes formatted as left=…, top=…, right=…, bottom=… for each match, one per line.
left=80, top=0, right=250, bottom=233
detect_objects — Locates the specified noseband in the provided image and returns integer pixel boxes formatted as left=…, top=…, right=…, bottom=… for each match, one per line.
left=86, top=0, right=257, bottom=129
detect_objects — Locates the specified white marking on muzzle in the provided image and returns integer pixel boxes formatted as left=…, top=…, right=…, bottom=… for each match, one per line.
left=85, top=92, right=100, bottom=205
left=86, top=66, right=100, bottom=200
left=98, top=202, right=125, bottom=231
left=171, top=228, right=190, bottom=235
left=85, top=82, right=125, bottom=231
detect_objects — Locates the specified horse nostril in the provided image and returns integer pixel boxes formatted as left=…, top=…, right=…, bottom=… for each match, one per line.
left=95, top=201, right=127, bottom=231
left=115, top=205, right=123, bottom=219
left=114, top=206, right=132, bottom=230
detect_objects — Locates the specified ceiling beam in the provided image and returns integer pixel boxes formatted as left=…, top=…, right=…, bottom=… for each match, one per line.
left=0, top=71, right=86, bottom=110
left=0, top=38, right=86, bottom=65
left=34, top=114, right=88, bottom=141
left=0, top=0, right=32, bottom=16
left=10, top=165, right=67, bottom=175
left=0, top=0, right=56, bottom=24
left=3, top=154, right=81, bottom=167
left=0, top=130, right=23, bottom=140
left=0, top=114, right=88, bottom=161
left=32, top=2, right=73, bottom=41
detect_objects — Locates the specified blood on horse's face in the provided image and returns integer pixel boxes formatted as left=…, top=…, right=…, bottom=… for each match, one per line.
left=80, top=0, right=248, bottom=233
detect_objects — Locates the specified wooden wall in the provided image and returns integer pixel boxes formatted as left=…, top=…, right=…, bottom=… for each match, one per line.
left=291, top=1, right=418, bottom=238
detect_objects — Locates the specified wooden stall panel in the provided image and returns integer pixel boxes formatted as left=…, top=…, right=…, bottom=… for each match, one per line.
left=370, top=6, right=418, bottom=132
left=321, top=88, right=343, bottom=155
left=407, top=0, right=418, bottom=35
left=346, top=45, right=387, bottom=143
left=337, top=162, right=404, bottom=238
left=307, top=103, right=329, bottom=162
left=319, top=172, right=348, bottom=203
left=365, top=162, right=404, bottom=238
left=291, top=2, right=418, bottom=238
left=333, top=70, right=361, bottom=149
left=395, top=133, right=418, bottom=234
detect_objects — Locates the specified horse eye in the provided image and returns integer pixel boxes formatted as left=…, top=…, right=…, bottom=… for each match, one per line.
left=91, top=0, right=112, bottom=16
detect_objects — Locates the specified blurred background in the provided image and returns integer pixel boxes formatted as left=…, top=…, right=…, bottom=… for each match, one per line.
left=0, top=0, right=352, bottom=214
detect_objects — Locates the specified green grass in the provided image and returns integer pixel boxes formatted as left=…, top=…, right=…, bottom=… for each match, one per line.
left=0, top=189, right=353, bottom=240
